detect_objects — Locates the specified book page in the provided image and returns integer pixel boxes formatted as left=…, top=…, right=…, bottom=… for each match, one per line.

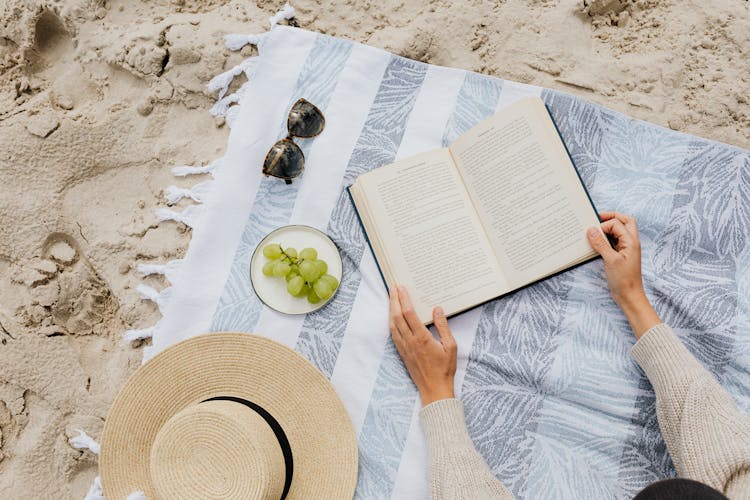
left=449, top=97, right=599, bottom=288
left=351, top=148, right=508, bottom=323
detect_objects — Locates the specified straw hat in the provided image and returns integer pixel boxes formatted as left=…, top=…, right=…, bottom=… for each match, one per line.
left=99, top=332, right=358, bottom=499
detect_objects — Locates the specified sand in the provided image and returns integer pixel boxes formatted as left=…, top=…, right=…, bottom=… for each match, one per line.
left=0, top=0, right=747, bottom=497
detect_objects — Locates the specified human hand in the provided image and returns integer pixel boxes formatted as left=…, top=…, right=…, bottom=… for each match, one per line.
left=389, top=285, right=457, bottom=406
left=587, top=211, right=660, bottom=338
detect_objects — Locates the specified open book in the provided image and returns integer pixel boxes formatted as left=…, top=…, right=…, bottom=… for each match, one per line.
left=348, top=97, right=602, bottom=324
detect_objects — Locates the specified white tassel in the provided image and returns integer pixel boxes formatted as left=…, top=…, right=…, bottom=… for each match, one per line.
left=269, top=2, right=295, bottom=28
left=84, top=476, right=105, bottom=500
left=123, top=325, right=156, bottom=343
left=164, top=181, right=212, bottom=205
left=210, top=91, right=242, bottom=117
left=207, top=57, right=257, bottom=101
left=137, top=259, right=184, bottom=281
left=224, top=33, right=265, bottom=51
left=136, top=284, right=172, bottom=312
left=155, top=205, right=202, bottom=228
left=126, top=491, right=150, bottom=500
left=136, top=283, right=162, bottom=302
left=70, top=429, right=100, bottom=455
left=210, top=79, right=253, bottom=117
left=171, top=163, right=217, bottom=177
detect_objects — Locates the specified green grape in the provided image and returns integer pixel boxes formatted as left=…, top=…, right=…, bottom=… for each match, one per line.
left=272, top=261, right=291, bottom=277
left=307, top=288, right=321, bottom=304
left=299, top=283, right=311, bottom=298
left=319, top=274, right=339, bottom=290
left=262, top=260, right=277, bottom=277
left=313, top=279, right=334, bottom=300
left=313, top=259, right=328, bottom=275
left=285, top=247, right=298, bottom=258
left=285, top=271, right=299, bottom=283
left=298, top=260, right=318, bottom=282
left=287, top=275, right=304, bottom=296
left=263, top=243, right=282, bottom=259
left=299, top=247, right=318, bottom=260
left=290, top=264, right=299, bottom=274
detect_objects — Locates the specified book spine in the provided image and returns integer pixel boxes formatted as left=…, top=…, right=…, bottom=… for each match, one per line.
left=345, top=186, right=390, bottom=292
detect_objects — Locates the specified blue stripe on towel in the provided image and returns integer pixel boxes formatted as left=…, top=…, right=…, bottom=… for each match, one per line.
left=210, top=35, right=352, bottom=332
left=621, top=140, right=750, bottom=492
left=354, top=71, right=503, bottom=500
left=442, top=72, right=503, bottom=146
left=523, top=94, right=691, bottom=498
left=294, top=55, right=428, bottom=377
left=458, top=91, right=609, bottom=499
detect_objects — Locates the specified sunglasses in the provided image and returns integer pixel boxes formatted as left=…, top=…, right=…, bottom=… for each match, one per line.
left=262, top=98, right=326, bottom=184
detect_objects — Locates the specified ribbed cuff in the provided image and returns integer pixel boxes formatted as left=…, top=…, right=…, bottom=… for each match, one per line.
left=419, top=398, right=472, bottom=447
left=631, top=323, right=700, bottom=390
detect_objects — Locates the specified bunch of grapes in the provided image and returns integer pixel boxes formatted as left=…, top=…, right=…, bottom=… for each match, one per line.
left=261, top=243, right=339, bottom=304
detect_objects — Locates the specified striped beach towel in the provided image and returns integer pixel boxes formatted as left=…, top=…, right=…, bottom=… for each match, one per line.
left=131, top=23, right=750, bottom=499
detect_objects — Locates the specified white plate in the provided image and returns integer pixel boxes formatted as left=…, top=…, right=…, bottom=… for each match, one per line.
left=249, top=225, right=343, bottom=315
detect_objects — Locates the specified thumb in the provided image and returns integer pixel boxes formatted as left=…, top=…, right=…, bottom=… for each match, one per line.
left=433, top=307, right=456, bottom=352
left=587, top=226, right=617, bottom=261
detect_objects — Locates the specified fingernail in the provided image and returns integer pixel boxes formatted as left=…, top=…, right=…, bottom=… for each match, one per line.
left=398, top=285, right=406, bottom=293
left=435, top=306, right=444, bottom=317
left=587, top=226, right=599, bottom=239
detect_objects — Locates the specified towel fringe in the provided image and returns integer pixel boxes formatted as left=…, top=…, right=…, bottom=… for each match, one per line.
left=224, top=32, right=265, bottom=51
left=123, top=325, right=157, bottom=343
left=136, top=284, right=172, bottom=310
left=207, top=3, right=293, bottom=116
left=209, top=65, right=256, bottom=117
left=155, top=205, right=203, bottom=228
left=70, top=429, right=100, bottom=455
left=84, top=476, right=104, bottom=500
left=207, top=57, right=258, bottom=102
left=137, top=259, right=184, bottom=280
left=171, top=161, right=218, bottom=177
left=269, top=2, right=295, bottom=28
left=164, top=181, right=212, bottom=205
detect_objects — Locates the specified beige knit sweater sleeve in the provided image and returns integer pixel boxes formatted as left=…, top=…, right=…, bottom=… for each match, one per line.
left=419, top=323, right=750, bottom=500
left=631, top=323, right=750, bottom=498
left=419, top=398, right=514, bottom=499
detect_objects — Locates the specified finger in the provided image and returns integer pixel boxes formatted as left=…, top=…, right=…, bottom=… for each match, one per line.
left=432, top=306, right=457, bottom=355
left=398, top=285, right=426, bottom=334
left=599, top=211, right=618, bottom=222
left=600, top=211, right=638, bottom=238
left=587, top=225, right=618, bottom=261
left=600, top=219, right=632, bottom=247
left=389, top=286, right=410, bottom=338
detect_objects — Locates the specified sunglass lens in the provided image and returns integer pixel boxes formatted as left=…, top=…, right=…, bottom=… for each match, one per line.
left=263, top=139, right=304, bottom=180
left=287, top=98, right=325, bottom=138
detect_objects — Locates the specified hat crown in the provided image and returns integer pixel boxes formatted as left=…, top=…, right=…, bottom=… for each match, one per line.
left=150, top=400, right=285, bottom=500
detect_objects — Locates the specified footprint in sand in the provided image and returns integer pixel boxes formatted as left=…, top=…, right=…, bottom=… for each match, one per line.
left=20, top=233, right=117, bottom=337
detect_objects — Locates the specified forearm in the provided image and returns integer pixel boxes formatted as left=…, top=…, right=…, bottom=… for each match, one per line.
left=616, top=291, right=661, bottom=339
left=420, top=399, right=514, bottom=500
left=632, top=324, right=750, bottom=494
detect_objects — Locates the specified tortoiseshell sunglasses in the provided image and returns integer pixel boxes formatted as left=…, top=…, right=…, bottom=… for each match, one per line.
left=262, top=98, right=325, bottom=184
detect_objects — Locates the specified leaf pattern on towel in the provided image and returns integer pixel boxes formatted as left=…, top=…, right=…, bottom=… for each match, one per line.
left=654, top=142, right=750, bottom=272
left=722, top=243, right=750, bottom=413
left=353, top=71, right=505, bottom=499
left=461, top=275, right=575, bottom=498
left=442, top=72, right=502, bottom=146
left=201, top=30, right=750, bottom=498
left=210, top=35, right=352, bottom=333
left=295, top=55, right=428, bottom=380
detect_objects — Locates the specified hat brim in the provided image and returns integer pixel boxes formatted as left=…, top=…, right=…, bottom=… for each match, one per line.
left=100, top=332, right=358, bottom=498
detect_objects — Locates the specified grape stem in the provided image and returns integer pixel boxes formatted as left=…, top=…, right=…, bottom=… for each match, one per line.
left=278, top=244, right=315, bottom=287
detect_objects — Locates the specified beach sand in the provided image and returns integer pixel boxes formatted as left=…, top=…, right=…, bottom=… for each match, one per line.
left=0, top=0, right=747, bottom=496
